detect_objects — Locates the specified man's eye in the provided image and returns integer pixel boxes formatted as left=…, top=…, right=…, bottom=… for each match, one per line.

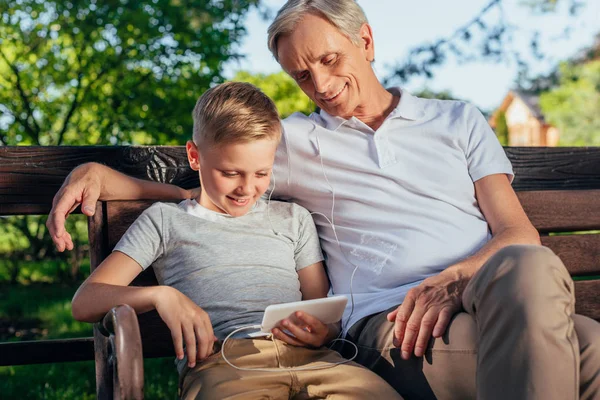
left=323, top=56, right=336, bottom=65
left=296, top=72, right=309, bottom=82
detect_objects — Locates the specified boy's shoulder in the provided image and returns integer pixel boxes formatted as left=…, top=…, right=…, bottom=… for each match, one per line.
left=138, top=201, right=186, bottom=221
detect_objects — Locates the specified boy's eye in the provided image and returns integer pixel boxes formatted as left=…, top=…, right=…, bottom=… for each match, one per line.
left=256, top=172, right=269, bottom=178
left=221, top=171, right=238, bottom=177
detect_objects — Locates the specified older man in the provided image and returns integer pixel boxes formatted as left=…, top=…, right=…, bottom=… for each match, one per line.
left=49, top=1, right=600, bottom=399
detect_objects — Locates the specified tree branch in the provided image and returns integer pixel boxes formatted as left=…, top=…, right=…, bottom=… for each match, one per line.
left=0, top=48, right=42, bottom=144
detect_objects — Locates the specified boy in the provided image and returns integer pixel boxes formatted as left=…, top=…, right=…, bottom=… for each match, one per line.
left=71, top=82, right=401, bottom=399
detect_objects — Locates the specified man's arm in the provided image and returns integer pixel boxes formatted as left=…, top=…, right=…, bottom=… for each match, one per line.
left=388, top=173, right=540, bottom=360
left=47, top=162, right=197, bottom=252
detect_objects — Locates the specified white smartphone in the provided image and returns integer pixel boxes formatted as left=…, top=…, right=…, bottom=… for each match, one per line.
left=260, top=295, right=348, bottom=333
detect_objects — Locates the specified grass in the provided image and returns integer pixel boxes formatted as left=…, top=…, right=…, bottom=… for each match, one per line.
left=0, top=283, right=179, bottom=399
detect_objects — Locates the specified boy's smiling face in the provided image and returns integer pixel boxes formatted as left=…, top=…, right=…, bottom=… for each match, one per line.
left=186, top=138, right=278, bottom=217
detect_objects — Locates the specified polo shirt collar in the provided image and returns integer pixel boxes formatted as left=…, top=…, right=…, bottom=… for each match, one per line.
left=315, top=87, right=426, bottom=131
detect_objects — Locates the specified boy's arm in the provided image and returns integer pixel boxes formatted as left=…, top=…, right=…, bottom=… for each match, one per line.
left=47, top=162, right=197, bottom=252
left=272, top=262, right=340, bottom=347
left=72, top=251, right=216, bottom=367
left=298, top=261, right=330, bottom=300
left=71, top=251, right=160, bottom=322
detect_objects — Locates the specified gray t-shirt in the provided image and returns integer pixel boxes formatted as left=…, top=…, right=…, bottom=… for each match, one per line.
left=114, top=198, right=324, bottom=338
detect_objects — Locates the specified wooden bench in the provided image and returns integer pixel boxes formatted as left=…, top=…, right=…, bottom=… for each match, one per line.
left=1, top=146, right=599, bottom=399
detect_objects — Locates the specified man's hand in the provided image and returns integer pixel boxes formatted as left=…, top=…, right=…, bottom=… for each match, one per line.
left=387, top=269, right=469, bottom=360
left=271, top=311, right=339, bottom=348
left=47, top=163, right=102, bottom=252
left=154, top=286, right=218, bottom=368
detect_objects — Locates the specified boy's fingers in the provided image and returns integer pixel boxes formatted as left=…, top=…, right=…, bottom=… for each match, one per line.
left=194, top=325, right=209, bottom=360
left=183, top=324, right=196, bottom=367
left=271, top=328, right=304, bottom=347
left=171, top=328, right=184, bottom=361
left=296, top=312, right=324, bottom=331
left=281, top=320, right=314, bottom=345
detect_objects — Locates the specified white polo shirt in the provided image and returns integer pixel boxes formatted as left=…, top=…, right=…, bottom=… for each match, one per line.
left=271, top=87, right=513, bottom=332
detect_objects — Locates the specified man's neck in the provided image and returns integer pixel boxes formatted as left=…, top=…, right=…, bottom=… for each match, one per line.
left=351, top=84, right=400, bottom=131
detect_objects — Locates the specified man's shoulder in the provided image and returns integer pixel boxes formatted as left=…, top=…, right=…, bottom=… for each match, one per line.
left=263, top=200, right=311, bottom=219
left=282, top=112, right=322, bottom=133
left=415, top=96, right=473, bottom=118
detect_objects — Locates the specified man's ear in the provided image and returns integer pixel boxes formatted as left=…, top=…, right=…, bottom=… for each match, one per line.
left=186, top=140, right=201, bottom=171
left=359, top=23, right=375, bottom=62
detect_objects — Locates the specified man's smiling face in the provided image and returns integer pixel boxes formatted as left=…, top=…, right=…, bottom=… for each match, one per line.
left=277, top=13, right=375, bottom=119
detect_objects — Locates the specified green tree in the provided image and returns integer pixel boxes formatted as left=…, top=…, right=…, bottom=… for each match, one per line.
left=0, top=0, right=261, bottom=147
left=494, top=110, right=509, bottom=145
left=539, top=60, right=600, bottom=145
left=0, top=0, right=261, bottom=283
left=232, top=71, right=315, bottom=118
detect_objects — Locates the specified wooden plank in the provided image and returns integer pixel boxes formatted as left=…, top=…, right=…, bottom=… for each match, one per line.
left=507, top=147, right=600, bottom=191
left=2, top=146, right=600, bottom=215
left=541, top=234, right=600, bottom=276
left=0, top=146, right=195, bottom=215
left=575, top=280, right=600, bottom=322
left=517, top=190, right=600, bottom=233
left=0, top=337, right=94, bottom=366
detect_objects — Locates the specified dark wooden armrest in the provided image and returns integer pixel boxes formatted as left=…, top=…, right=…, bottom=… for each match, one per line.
left=96, top=304, right=144, bottom=400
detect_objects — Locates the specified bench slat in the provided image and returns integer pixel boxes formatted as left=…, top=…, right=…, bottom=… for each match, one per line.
left=3, top=146, right=600, bottom=215
left=517, top=190, right=600, bottom=233
left=541, top=234, right=600, bottom=276
left=575, top=280, right=600, bottom=321
left=0, top=337, right=94, bottom=366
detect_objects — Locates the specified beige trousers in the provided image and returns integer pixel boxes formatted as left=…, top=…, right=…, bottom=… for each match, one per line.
left=340, top=245, right=600, bottom=400
left=178, top=337, right=402, bottom=399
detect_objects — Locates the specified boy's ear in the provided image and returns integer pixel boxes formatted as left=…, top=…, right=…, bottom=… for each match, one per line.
left=186, top=140, right=201, bottom=171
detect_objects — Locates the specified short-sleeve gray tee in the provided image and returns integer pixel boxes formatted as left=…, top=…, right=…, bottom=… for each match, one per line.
left=114, top=199, right=323, bottom=338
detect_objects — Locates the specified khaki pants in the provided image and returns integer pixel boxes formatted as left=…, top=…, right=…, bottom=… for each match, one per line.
left=178, top=336, right=402, bottom=399
left=339, top=245, right=600, bottom=400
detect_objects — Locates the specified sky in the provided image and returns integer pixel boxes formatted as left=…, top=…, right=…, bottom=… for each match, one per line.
left=223, top=0, right=600, bottom=111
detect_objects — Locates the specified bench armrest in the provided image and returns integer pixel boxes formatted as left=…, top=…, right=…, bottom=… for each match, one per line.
left=96, top=304, right=144, bottom=400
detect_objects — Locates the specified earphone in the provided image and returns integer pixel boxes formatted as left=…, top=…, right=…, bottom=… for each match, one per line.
left=220, top=122, right=363, bottom=372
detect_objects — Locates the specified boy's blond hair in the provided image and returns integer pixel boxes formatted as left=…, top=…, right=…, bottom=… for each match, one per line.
left=192, top=81, right=281, bottom=149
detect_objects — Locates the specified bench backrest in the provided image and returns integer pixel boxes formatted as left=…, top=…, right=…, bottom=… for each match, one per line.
left=86, top=149, right=600, bottom=360
left=1, top=146, right=599, bottom=366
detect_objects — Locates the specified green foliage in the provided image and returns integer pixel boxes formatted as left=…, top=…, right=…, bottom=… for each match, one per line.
left=231, top=71, right=315, bottom=118
left=0, top=0, right=261, bottom=285
left=0, top=0, right=260, bottom=146
left=0, top=214, right=90, bottom=284
left=494, top=110, right=509, bottom=145
left=0, top=284, right=178, bottom=399
left=539, top=60, right=600, bottom=146
left=412, top=88, right=460, bottom=101
left=0, top=358, right=178, bottom=399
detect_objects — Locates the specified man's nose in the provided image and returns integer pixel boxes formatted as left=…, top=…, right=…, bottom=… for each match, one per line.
left=312, top=70, right=330, bottom=94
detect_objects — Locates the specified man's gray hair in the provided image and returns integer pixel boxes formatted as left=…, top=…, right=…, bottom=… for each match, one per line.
left=267, top=0, right=368, bottom=62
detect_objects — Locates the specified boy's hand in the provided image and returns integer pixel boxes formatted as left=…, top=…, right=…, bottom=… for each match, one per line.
left=154, top=286, right=218, bottom=368
left=271, top=311, right=339, bottom=348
